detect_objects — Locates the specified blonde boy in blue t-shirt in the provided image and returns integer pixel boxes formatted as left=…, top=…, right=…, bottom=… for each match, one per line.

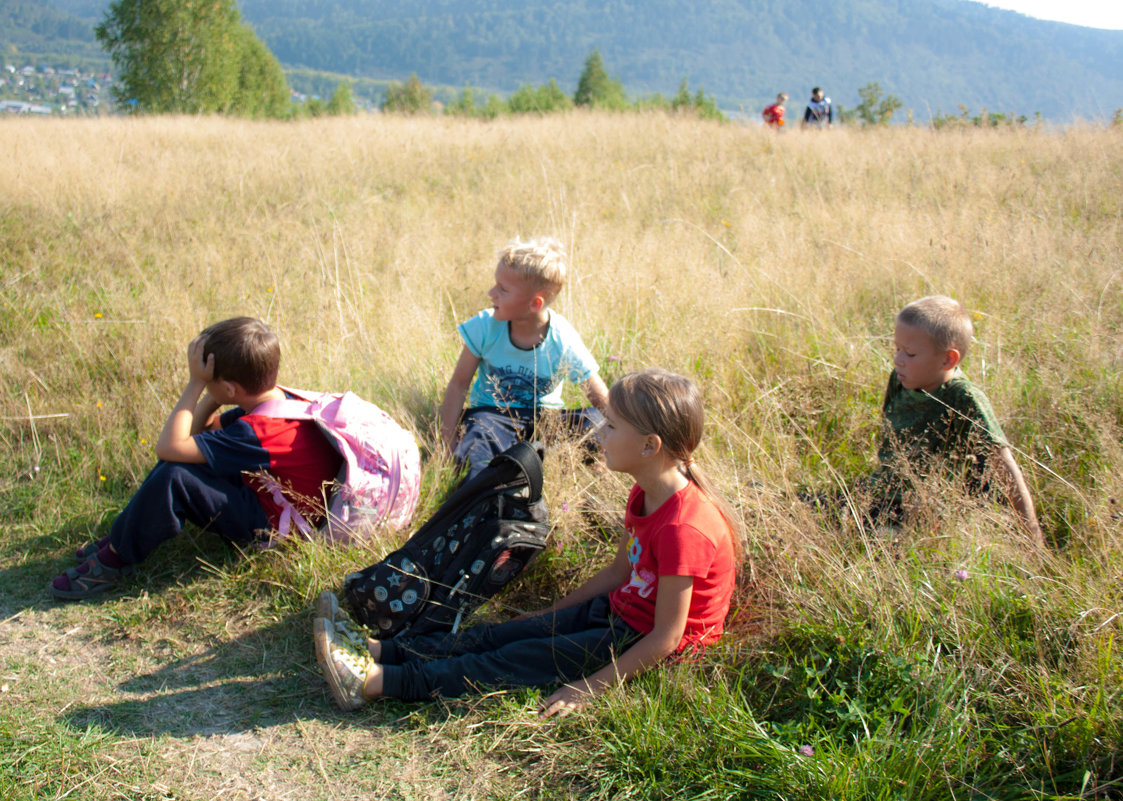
left=439, top=237, right=608, bottom=479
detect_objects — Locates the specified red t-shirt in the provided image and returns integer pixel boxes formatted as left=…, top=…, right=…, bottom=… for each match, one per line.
left=608, top=482, right=736, bottom=650
left=195, top=408, right=343, bottom=529
left=762, top=103, right=785, bottom=126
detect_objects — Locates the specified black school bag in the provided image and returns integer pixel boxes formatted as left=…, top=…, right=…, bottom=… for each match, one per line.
left=342, top=441, right=549, bottom=637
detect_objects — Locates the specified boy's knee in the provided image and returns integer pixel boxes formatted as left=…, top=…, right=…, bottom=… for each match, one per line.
left=455, top=411, right=528, bottom=475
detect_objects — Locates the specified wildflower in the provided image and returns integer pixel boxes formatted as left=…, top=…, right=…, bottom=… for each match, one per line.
left=94, top=312, right=102, bottom=318
left=954, top=569, right=968, bottom=581
left=798, top=744, right=814, bottom=757
left=721, top=220, right=731, bottom=227
left=561, top=503, right=570, bottom=512
left=607, top=355, right=620, bottom=362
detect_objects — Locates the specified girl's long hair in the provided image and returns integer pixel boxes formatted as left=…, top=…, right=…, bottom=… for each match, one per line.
left=609, top=368, right=743, bottom=547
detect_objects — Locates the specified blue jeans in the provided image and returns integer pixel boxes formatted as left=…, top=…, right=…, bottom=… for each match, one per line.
left=108, top=461, right=270, bottom=564
left=454, top=406, right=604, bottom=480
left=379, top=595, right=640, bottom=701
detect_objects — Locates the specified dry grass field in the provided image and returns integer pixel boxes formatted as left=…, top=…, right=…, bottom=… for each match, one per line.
left=1, top=112, right=1121, bottom=799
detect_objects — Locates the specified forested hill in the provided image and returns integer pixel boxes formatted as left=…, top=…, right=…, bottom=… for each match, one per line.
left=28, top=0, right=1123, bottom=119
left=0, top=0, right=104, bottom=65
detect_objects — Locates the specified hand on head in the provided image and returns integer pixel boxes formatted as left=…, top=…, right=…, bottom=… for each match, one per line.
left=187, top=335, right=215, bottom=385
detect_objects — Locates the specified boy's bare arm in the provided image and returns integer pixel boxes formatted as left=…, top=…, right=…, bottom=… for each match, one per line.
left=154, top=336, right=210, bottom=464
left=192, top=393, right=223, bottom=433
left=582, top=374, right=609, bottom=412
left=438, top=346, right=481, bottom=455
left=995, top=446, right=1045, bottom=548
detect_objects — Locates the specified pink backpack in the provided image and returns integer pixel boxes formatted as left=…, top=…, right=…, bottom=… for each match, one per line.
left=251, top=387, right=421, bottom=544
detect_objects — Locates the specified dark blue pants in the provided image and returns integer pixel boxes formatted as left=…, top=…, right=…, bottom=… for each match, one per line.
left=108, top=461, right=270, bottom=565
left=454, top=406, right=604, bottom=480
left=379, top=595, right=640, bottom=701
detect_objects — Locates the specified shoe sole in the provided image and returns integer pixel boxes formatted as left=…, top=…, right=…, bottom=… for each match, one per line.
left=315, top=590, right=340, bottom=622
left=49, top=564, right=135, bottom=601
left=312, top=617, right=336, bottom=676
left=49, top=576, right=128, bottom=600
left=316, top=590, right=372, bottom=652
left=313, top=619, right=367, bottom=711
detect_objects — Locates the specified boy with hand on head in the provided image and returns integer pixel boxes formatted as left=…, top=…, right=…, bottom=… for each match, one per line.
left=867, top=295, right=1044, bottom=546
left=50, top=317, right=343, bottom=599
left=439, top=237, right=608, bottom=480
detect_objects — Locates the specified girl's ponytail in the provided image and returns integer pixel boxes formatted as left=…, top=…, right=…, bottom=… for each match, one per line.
left=683, top=459, right=743, bottom=552
left=609, top=369, right=743, bottom=545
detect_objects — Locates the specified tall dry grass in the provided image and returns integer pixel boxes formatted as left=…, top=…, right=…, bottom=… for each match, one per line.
left=1, top=112, right=1121, bottom=798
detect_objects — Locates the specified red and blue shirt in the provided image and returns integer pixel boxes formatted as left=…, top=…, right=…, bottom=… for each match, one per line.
left=195, top=405, right=342, bottom=529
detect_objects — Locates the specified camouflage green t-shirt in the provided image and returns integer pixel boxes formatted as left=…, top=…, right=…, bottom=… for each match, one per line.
left=871, top=370, right=1008, bottom=499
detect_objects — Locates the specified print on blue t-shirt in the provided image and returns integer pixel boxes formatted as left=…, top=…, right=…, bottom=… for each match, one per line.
left=458, top=309, right=599, bottom=410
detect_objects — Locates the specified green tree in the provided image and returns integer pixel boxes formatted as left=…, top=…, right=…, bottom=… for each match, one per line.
left=231, top=26, right=289, bottom=118
left=381, top=73, right=432, bottom=113
left=95, top=0, right=289, bottom=117
left=573, top=50, right=628, bottom=110
left=508, top=79, right=573, bottom=114
left=326, top=80, right=356, bottom=115
left=667, top=79, right=725, bottom=121
left=303, top=96, right=326, bottom=117
left=446, top=86, right=479, bottom=116
left=854, top=82, right=902, bottom=126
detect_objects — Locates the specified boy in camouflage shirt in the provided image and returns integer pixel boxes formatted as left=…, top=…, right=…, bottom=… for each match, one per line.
left=867, top=295, right=1043, bottom=546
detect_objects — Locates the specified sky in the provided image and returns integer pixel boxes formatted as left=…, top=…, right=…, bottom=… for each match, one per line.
left=974, top=0, right=1123, bottom=29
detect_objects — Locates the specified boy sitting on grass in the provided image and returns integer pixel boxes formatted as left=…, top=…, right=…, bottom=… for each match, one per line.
left=835, top=295, right=1044, bottom=546
left=439, top=236, right=608, bottom=479
left=50, top=317, right=343, bottom=600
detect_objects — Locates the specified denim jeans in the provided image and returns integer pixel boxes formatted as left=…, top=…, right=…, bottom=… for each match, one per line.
left=454, top=405, right=604, bottom=480
left=379, top=595, right=640, bottom=701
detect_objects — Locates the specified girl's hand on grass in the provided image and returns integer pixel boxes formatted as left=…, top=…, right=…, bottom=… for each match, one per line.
left=538, top=683, right=591, bottom=718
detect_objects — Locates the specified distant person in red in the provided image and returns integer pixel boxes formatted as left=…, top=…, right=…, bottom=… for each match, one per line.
left=761, top=93, right=788, bottom=128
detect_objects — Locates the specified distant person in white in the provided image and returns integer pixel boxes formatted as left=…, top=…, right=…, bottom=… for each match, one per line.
left=801, top=87, right=833, bottom=128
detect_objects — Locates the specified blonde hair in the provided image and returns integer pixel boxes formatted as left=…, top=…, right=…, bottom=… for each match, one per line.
left=496, top=236, right=567, bottom=298
left=897, top=295, right=974, bottom=358
left=609, top=368, right=742, bottom=543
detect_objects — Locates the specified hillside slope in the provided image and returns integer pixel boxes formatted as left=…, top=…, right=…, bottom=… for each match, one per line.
left=30, top=0, right=1123, bottom=119
left=233, top=0, right=1123, bottom=118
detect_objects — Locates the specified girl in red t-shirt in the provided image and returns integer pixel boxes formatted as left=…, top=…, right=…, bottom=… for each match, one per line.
left=314, top=368, right=739, bottom=717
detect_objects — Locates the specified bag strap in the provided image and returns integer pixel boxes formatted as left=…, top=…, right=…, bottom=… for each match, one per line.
left=251, top=398, right=315, bottom=420
left=251, top=386, right=321, bottom=420
left=486, top=440, right=544, bottom=503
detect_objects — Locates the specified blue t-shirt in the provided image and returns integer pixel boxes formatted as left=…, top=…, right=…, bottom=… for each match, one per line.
left=458, top=308, right=599, bottom=410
